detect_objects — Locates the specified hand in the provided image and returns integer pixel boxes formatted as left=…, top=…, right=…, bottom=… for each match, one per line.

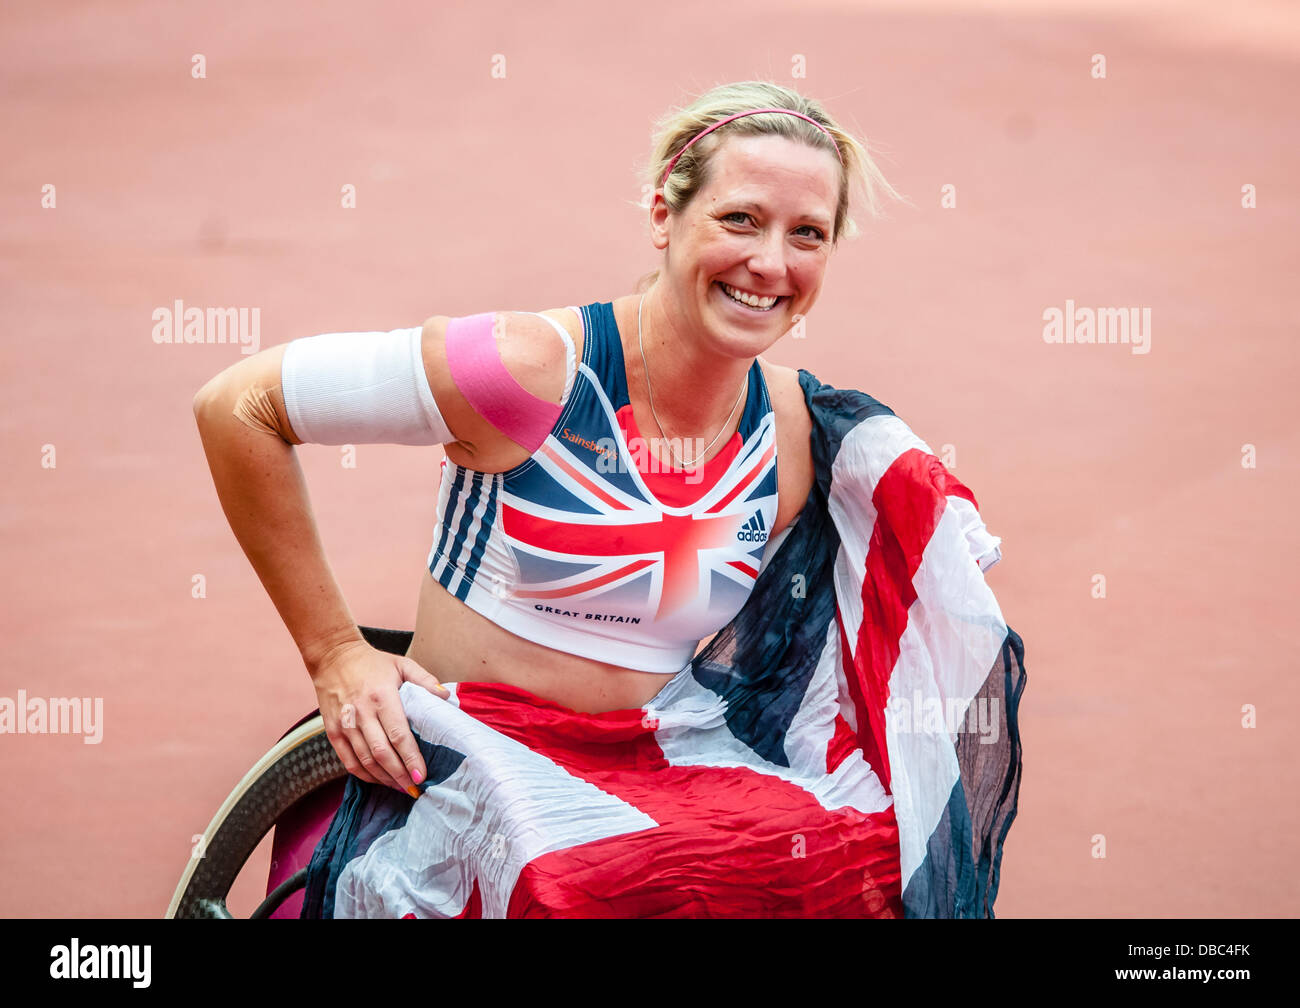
left=309, top=639, right=450, bottom=796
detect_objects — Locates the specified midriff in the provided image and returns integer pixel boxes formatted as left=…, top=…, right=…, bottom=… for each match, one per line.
left=406, top=565, right=688, bottom=713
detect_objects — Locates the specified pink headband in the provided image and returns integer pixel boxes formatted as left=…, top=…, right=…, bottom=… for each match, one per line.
left=659, top=108, right=843, bottom=187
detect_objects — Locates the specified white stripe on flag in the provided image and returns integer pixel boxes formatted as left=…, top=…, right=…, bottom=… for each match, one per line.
left=648, top=627, right=892, bottom=816
left=886, top=500, right=1007, bottom=893
left=828, top=414, right=932, bottom=672
left=334, top=682, right=659, bottom=919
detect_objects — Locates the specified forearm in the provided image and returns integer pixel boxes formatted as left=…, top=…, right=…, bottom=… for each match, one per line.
left=193, top=372, right=363, bottom=676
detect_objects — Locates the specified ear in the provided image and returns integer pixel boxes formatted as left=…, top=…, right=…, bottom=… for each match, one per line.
left=648, top=191, right=671, bottom=251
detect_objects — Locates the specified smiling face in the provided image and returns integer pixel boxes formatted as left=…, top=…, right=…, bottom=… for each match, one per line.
left=650, top=132, right=842, bottom=361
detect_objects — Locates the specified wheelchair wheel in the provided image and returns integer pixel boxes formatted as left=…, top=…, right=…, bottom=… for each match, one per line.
left=165, top=714, right=345, bottom=919
left=166, top=626, right=413, bottom=919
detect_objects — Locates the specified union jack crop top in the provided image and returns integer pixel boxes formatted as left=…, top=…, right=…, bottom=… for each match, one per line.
left=427, top=301, right=781, bottom=674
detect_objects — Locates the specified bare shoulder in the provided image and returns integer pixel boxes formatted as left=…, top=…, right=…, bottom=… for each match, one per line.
left=757, top=358, right=814, bottom=533
left=535, top=305, right=586, bottom=360
left=419, top=308, right=582, bottom=471
left=757, top=358, right=811, bottom=437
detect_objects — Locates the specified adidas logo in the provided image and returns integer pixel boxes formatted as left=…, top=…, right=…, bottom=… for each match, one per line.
left=736, top=512, right=769, bottom=543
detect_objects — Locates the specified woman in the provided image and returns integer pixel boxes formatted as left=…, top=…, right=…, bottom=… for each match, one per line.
left=193, top=80, right=902, bottom=800
left=194, top=82, right=1023, bottom=918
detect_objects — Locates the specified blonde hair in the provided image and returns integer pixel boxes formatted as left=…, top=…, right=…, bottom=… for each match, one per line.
left=635, top=80, right=908, bottom=292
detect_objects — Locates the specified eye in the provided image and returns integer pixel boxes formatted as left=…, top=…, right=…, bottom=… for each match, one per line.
left=722, top=212, right=825, bottom=242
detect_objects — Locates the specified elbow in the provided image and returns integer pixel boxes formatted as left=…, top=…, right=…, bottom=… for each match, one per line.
left=193, top=370, right=298, bottom=445
left=192, top=372, right=229, bottom=428
left=192, top=382, right=215, bottom=425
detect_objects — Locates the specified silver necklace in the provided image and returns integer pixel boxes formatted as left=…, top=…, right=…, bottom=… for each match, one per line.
left=637, top=293, right=747, bottom=469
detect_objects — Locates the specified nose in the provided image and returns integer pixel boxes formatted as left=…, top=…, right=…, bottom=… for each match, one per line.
left=745, top=226, right=788, bottom=282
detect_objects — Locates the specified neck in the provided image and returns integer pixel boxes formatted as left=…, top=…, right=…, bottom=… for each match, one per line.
left=628, top=287, right=752, bottom=440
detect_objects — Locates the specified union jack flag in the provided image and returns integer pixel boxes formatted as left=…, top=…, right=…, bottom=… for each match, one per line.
left=507, top=428, right=774, bottom=631
left=303, top=371, right=1026, bottom=918
left=427, top=354, right=780, bottom=668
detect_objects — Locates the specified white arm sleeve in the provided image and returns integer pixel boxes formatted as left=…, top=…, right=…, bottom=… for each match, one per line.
left=280, top=326, right=455, bottom=446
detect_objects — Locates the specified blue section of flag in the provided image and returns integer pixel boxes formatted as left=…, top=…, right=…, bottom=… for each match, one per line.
left=302, top=734, right=466, bottom=919
left=510, top=548, right=602, bottom=584
left=508, top=455, right=603, bottom=516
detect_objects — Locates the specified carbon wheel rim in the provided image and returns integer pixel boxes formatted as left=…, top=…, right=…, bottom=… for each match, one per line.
left=165, top=716, right=345, bottom=919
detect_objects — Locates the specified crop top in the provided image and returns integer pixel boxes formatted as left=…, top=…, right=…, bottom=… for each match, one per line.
left=426, top=301, right=781, bottom=675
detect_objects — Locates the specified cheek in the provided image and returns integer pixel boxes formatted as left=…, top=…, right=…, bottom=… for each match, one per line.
left=790, top=252, right=829, bottom=287
left=699, top=239, right=748, bottom=271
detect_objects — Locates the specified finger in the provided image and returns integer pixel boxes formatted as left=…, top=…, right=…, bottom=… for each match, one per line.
left=344, top=713, right=402, bottom=791
left=373, top=697, right=427, bottom=792
left=357, top=706, right=412, bottom=795
left=325, top=724, right=380, bottom=786
left=362, top=697, right=422, bottom=795
left=398, top=657, right=450, bottom=700
left=334, top=703, right=381, bottom=786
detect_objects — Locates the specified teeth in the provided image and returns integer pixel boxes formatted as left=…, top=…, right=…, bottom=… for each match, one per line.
left=721, top=283, right=780, bottom=310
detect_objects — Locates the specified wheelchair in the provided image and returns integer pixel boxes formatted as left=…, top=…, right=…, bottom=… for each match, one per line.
left=165, top=626, right=413, bottom=919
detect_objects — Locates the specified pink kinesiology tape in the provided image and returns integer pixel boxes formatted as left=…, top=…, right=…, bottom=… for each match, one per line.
left=444, top=312, right=562, bottom=454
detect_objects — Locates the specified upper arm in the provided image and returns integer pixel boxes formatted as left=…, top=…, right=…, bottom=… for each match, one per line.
left=193, top=309, right=578, bottom=460
left=422, top=309, right=579, bottom=470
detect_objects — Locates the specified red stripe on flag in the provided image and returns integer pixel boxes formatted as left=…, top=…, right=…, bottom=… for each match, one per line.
left=838, top=605, right=890, bottom=787
left=705, top=443, right=775, bottom=513
left=846, top=447, right=979, bottom=793
left=825, top=711, right=860, bottom=775
left=501, top=506, right=746, bottom=618
left=452, top=682, right=902, bottom=918
left=511, top=558, right=655, bottom=599
left=539, top=442, right=633, bottom=511
left=511, top=775, right=902, bottom=918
